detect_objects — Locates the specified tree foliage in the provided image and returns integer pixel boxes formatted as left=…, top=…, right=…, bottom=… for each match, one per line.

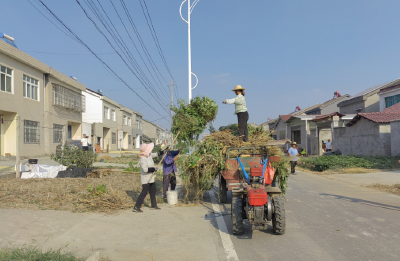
left=51, top=145, right=98, bottom=168
left=171, top=96, right=218, bottom=142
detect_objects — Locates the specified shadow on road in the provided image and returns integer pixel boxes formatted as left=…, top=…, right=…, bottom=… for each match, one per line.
left=321, top=193, right=400, bottom=211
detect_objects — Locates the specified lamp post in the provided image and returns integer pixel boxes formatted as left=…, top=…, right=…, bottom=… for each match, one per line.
left=180, top=0, right=199, bottom=103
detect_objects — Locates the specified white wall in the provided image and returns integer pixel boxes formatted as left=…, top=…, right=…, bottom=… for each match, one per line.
left=379, top=89, right=400, bottom=111
left=82, top=91, right=103, bottom=123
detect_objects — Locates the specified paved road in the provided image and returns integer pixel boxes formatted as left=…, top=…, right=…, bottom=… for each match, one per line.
left=206, top=171, right=400, bottom=261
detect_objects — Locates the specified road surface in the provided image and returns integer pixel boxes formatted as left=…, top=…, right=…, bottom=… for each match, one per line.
left=206, top=171, right=400, bottom=261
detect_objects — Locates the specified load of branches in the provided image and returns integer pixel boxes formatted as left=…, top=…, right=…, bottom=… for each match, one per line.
left=177, top=128, right=290, bottom=202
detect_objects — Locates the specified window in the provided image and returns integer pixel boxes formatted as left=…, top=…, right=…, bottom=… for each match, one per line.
left=52, top=84, right=85, bottom=112
left=104, top=107, right=109, bottom=119
left=0, top=65, right=12, bottom=93
left=24, top=120, right=40, bottom=144
left=291, top=130, right=301, bottom=144
left=23, top=75, right=39, bottom=100
left=123, top=115, right=127, bottom=125
left=128, top=117, right=131, bottom=126
left=111, top=109, right=116, bottom=121
left=128, top=135, right=131, bottom=144
left=53, top=124, right=64, bottom=143
left=112, top=132, right=116, bottom=144
left=136, top=116, right=142, bottom=129
left=385, top=95, right=400, bottom=108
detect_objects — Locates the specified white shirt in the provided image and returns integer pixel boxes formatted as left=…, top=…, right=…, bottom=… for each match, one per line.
left=326, top=142, right=332, bottom=149
left=81, top=137, right=88, bottom=146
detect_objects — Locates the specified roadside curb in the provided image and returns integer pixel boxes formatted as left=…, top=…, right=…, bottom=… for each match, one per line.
left=86, top=252, right=100, bottom=261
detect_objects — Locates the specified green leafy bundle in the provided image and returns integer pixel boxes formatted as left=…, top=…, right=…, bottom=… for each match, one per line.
left=171, top=96, right=218, bottom=142
left=51, top=145, right=97, bottom=168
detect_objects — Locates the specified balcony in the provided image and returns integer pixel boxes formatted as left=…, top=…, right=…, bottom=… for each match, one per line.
left=52, top=84, right=85, bottom=112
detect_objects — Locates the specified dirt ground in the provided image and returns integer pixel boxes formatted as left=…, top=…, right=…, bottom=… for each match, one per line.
left=97, top=155, right=139, bottom=165
left=0, top=171, right=164, bottom=213
left=368, top=183, right=400, bottom=196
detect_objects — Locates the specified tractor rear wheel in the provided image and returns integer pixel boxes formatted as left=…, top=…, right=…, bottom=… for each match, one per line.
left=219, top=176, right=227, bottom=203
left=272, top=196, right=286, bottom=235
left=232, top=194, right=244, bottom=235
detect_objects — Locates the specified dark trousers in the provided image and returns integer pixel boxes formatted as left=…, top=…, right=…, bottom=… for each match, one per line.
left=135, top=182, right=157, bottom=208
left=290, top=161, right=297, bottom=174
left=82, top=146, right=88, bottom=151
left=163, top=174, right=176, bottom=198
left=237, top=111, right=249, bottom=142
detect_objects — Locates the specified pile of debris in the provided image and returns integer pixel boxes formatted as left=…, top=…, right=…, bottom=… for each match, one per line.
left=178, top=129, right=290, bottom=201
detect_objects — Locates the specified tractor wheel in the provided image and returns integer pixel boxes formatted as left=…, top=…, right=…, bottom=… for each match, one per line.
left=219, top=176, right=227, bottom=203
left=272, top=196, right=286, bottom=235
left=232, top=194, right=244, bottom=235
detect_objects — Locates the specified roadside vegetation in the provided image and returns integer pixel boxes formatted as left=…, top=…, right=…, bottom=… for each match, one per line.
left=0, top=245, right=83, bottom=261
left=97, top=154, right=139, bottom=164
left=368, top=183, right=400, bottom=196
left=51, top=145, right=97, bottom=168
left=299, top=155, right=400, bottom=172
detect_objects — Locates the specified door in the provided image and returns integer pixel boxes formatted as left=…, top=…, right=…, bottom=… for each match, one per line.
left=68, top=125, right=72, bottom=140
left=0, top=122, right=2, bottom=156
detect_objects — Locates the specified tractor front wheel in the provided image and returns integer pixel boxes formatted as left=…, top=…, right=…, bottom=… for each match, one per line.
left=219, top=176, right=227, bottom=203
left=272, top=196, right=286, bottom=235
left=232, top=194, right=244, bottom=235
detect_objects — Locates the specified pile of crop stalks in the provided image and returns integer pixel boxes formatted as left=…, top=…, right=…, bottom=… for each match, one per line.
left=177, top=129, right=290, bottom=201
left=0, top=170, right=164, bottom=213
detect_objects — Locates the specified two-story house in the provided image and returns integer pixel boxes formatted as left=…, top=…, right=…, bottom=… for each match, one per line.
left=0, top=34, right=86, bottom=158
left=82, top=89, right=119, bottom=152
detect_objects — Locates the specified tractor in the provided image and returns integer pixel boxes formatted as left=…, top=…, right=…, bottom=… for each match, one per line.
left=219, top=147, right=286, bottom=235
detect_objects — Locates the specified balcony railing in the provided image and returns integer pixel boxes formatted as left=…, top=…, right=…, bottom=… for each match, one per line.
left=52, top=84, right=85, bottom=112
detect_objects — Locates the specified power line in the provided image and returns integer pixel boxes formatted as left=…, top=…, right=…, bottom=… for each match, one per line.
left=108, top=0, right=171, bottom=100
left=23, top=50, right=116, bottom=55
left=140, top=0, right=178, bottom=100
left=83, top=0, right=171, bottom=107
left=75, top=0, right=170, bottom=112
left=35, top=0, right=169, bottom=121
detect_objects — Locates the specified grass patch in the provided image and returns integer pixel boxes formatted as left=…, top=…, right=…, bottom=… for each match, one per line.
left=0, top=245, right=83, bottom=261
left=299, top=155, right=400, bottom=172
left=98, top=155, right=139, bottom=164
left=368, top=183, right=400, bottom=196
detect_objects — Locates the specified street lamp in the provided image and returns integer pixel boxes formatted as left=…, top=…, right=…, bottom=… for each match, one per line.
left=180, top=0, right=200, bottom=103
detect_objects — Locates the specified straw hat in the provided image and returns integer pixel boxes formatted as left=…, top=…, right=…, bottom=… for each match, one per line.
left=291, top=142, right=297, bottom=146
left=232, top=85, right=245, bottom=91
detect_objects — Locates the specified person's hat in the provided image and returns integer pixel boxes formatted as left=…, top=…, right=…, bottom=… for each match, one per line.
left=291, top=142, right=297, bottom=146
left=161, top=144, right=170, bottom=150
left=232, top=85, right=245, bottom=91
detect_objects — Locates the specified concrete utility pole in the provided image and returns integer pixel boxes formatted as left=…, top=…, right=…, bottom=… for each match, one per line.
left=180, top=0, right=199, bottom=103
left=15, top=116, right=20, bottom=178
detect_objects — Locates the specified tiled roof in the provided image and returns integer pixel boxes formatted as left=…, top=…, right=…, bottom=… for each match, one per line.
left=381, top=102, right=400, bottom=113
left=290, top=103, right=322, bottom=115
left=347, top=103, right=400, bottom=126
left=279, top=115, right=293, bottom=122
left=312, top=112, right=345, bottom=122
left=320, top=95, right=350, bottom=108
left=378, top=84, right=400, bottom=95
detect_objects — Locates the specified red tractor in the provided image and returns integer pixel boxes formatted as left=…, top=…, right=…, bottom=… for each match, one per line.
left=219, top=147, right=286, bottom=235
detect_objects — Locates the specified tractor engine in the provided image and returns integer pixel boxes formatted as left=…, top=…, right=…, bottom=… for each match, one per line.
left=245, top=167, right=273, bottom=230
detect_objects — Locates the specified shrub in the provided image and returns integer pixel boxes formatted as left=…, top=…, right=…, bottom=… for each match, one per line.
left=299, top=155, right=400, bottom=172
left=51, top=144, right=98, bottom=168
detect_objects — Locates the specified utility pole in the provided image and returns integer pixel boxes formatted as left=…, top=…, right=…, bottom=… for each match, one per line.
left=180, top=0, right=200, bottom=103
left=168, top=78, right=176, bottom=148
left=16, top=116, right=20, bottom=178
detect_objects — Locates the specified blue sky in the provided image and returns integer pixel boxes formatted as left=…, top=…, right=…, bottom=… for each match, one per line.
left=2, top=0, right=400, bottom=130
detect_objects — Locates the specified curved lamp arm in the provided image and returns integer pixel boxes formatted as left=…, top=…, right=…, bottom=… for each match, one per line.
left=179, top=0, right=188, bottom=24
left=191, top=72, right=198, bottom=89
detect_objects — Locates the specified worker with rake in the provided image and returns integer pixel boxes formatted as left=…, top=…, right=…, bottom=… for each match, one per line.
left=223, top=85, right=249, bottom=141
left=161, top=145, right=182, bottom=200
left=133, top=143, right=162, bottom=213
